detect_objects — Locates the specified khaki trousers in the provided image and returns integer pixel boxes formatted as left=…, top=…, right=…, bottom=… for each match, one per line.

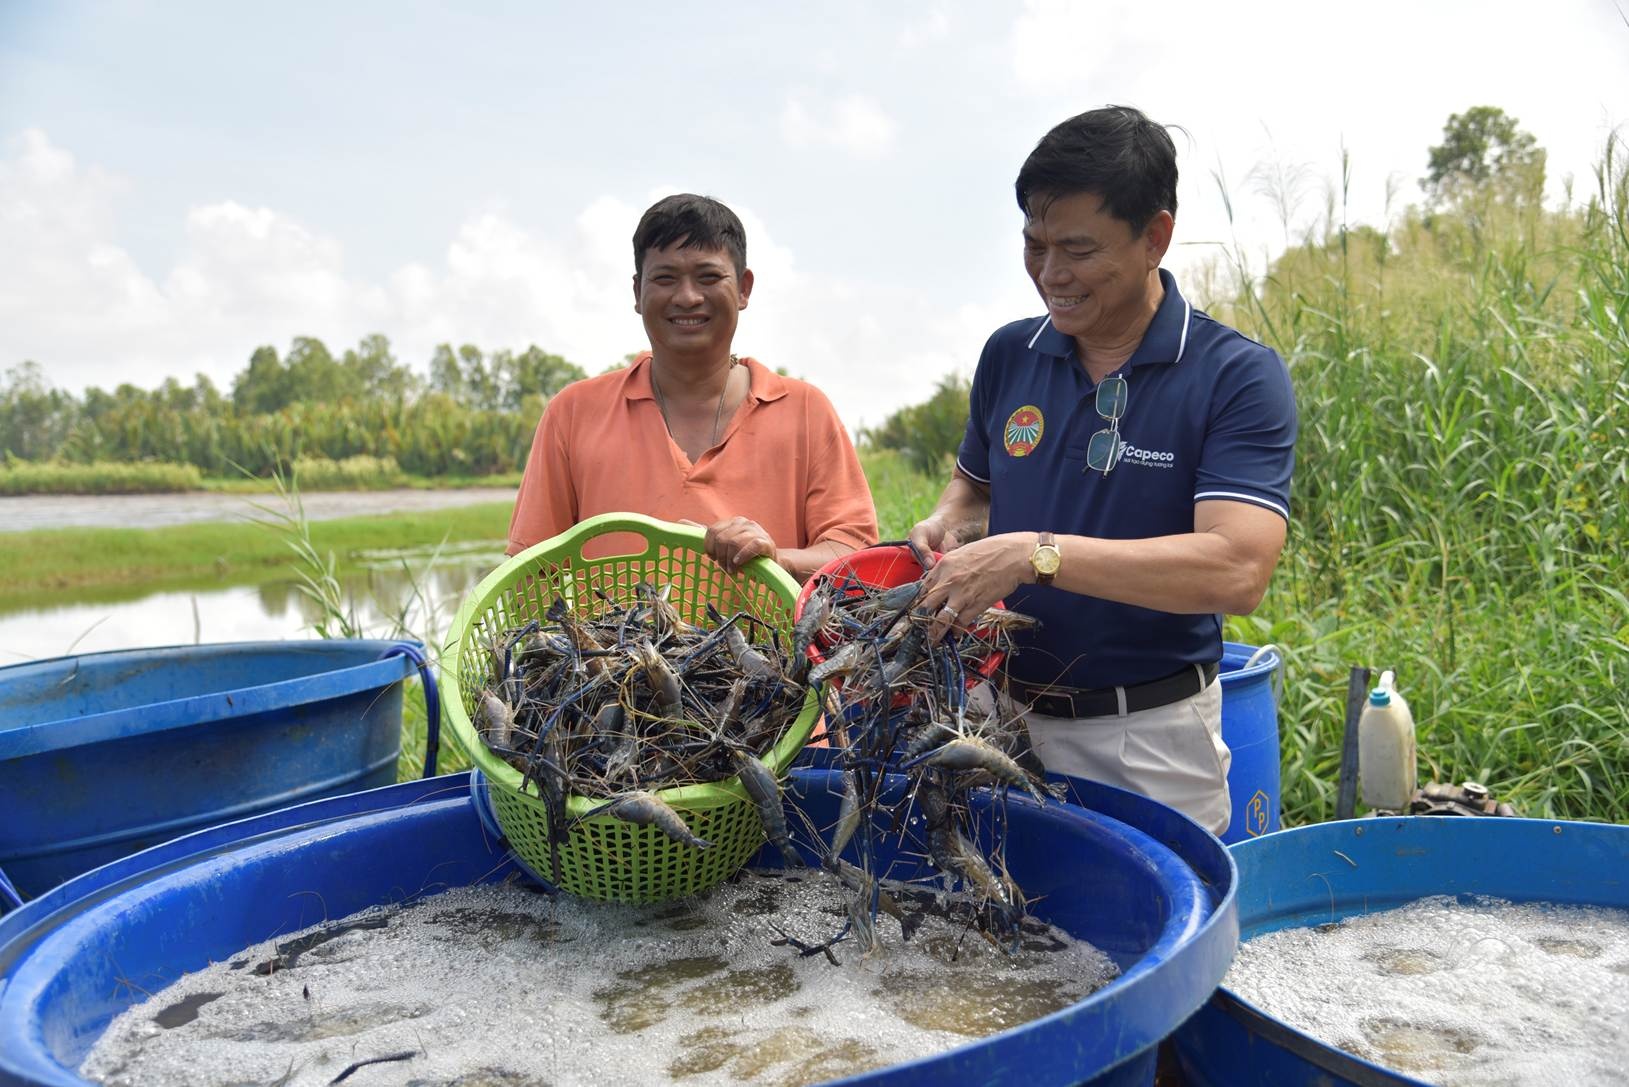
left=1017, top=679, right=1232, bottom=836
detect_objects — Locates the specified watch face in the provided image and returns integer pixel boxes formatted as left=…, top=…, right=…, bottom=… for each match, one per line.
left=1034, top=547, right=1061, bottom=575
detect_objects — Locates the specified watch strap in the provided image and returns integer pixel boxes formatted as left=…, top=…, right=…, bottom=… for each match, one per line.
left=1034, top=531, right=1058, bottom=585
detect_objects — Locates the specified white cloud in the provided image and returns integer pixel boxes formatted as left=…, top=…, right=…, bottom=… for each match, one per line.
left=899, top=10, right=951, bottom=49
left=1011, top=0, right=1150, bottom=95
left=1006, top=0, right=1629, bottom=295
left=780, top=94, right=899, bottom=158
left=0, top=130, right=1013, bottom=435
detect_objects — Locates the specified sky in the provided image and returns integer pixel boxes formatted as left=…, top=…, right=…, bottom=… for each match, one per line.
left=3, top=0, right=1626, bottom=433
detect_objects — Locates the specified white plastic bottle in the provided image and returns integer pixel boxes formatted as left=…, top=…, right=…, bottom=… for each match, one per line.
left=1358, top=670, right=1417, bottom=812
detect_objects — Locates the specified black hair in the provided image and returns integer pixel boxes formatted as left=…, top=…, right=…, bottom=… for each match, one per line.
left=632, top=194, right=748, bottom=277
left=1015, top=105, right=1178, bottom=230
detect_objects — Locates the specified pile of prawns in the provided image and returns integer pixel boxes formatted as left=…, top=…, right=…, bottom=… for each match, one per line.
left=473, top=550, right=1053, bottom=963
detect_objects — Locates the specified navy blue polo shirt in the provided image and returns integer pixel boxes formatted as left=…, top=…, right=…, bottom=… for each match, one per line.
left=957, top=269, right=1296, bottom=690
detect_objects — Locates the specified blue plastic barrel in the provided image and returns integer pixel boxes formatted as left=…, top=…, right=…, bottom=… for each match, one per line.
left=1219, top=641, right=1282, bottom=843
left=0, top=639, right=419, bottom=900
left=0, top=768, right=1238, bottom=1087
left=1170, top=815, right=1629, bottom=1085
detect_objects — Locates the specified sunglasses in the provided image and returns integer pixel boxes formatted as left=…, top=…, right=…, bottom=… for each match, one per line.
left=1084, top=374, right=1127, bottom=475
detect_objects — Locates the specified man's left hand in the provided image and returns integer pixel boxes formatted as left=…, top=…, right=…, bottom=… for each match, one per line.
left=702, top=516, right=777, bottom=574
left=918, top=533, right=1031, bottom=640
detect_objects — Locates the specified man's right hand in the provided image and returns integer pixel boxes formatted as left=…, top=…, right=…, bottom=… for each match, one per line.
left=699, top=516, right=777, bottom=575
left=909, top=469, right=992, bottom=571
left=907, top=516, right=961, bottom=570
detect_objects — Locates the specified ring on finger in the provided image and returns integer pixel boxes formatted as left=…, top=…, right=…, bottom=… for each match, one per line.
left=939, top=605, right=959, bottom=620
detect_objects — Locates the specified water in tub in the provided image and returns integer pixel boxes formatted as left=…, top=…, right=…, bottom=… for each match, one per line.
left=1224, top=895, right=1629, bottom=1084
left=81, top=872, right=1119, bottom=1086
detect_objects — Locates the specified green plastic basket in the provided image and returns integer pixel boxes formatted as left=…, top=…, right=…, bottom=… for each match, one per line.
left=442, top=512, right=819, bottom=903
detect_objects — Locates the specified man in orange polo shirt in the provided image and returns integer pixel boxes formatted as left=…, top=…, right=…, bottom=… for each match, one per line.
left=506, top=194, right=877, bottom=581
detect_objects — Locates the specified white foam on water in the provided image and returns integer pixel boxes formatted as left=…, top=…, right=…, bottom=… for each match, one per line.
left=1224, top=895, right=1629, bottom=1085
left=80, top=872, right=1118, bottom=1086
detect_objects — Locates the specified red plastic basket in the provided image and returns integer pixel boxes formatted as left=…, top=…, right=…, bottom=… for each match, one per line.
left=794, top=545, right=1005, bottom=693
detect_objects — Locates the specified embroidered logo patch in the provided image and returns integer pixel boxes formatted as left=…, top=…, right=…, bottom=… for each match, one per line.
left=1003, top=405, right=1044, bottom=456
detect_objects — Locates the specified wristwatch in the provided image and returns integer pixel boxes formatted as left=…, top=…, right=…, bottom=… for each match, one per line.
left=1030, top=531, right=1061, bottom=585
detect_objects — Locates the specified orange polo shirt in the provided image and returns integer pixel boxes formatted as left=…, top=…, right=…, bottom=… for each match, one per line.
left=506, top=354, right=878, bottom=560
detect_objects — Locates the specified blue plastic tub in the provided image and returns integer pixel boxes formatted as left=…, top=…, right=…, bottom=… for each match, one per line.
left=1171, top=815, right=1629, bottom=1085
left=0, top=768, right=1237, bottom=1087
left=1219, top=641, right=1282, bottom=843
left=0, top=639, right=426, bottom=900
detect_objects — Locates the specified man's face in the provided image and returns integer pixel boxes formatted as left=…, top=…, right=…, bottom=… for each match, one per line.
left=1022, top=192, right=1170, bottom=346
left=633, top=241, right=753, bottom=360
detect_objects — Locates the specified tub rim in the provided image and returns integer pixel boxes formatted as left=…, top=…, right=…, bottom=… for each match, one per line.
left=1197, top=814, right=1629, bottom=1087
left=0, top=639, right=419, bottom=759
left=0, top=772, right=1238, bottom=1087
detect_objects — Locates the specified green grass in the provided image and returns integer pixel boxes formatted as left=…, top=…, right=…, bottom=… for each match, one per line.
left=398, top=683, right=473, bottom=781
left=202, top=471, right=522, bottom=494
left=284, top=454, right=407, bottom=490
left=0, top=501, right=514, bottom=612
left=862, top=449, right=945, bottom=538
left=0, top=460, right=204, bottom=495
left=1202, top=146, right=1629, bottom=826
left=0, top=458, right=520, bottom=497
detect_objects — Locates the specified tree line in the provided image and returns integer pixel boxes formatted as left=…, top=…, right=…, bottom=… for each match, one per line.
left=2, top=338, right=589, bottom=477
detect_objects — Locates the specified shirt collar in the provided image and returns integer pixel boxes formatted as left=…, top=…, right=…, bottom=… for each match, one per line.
left=623, top=353, right=787, bottom=403
left=1027, top=267, right=1193, bottom=368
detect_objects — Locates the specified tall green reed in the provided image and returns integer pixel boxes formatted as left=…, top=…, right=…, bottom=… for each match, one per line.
left=1211, top=138, right=1628, bottom=824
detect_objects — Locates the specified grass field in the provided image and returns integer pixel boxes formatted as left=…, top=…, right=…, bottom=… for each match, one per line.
left=0, top=501, right=514, bottom=613
left=0, top=458, right=520, bottom=496
left=0, top=460, right=204, bottom=495
left=203, top=470, right=521, bottom=494
left=1198, top=158, right=1629, bottom=826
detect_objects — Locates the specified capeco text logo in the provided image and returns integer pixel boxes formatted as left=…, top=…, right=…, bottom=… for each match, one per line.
left=1003, top=405, right=1044, bottom=456
left=1117, top=441, right=1176, bottom=468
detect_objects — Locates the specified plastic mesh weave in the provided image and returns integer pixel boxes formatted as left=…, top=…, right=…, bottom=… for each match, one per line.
left=442, top=513, right=818, bottom=903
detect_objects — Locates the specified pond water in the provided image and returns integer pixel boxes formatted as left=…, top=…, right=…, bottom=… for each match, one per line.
left=0, top=543, right=505, bottom=664
left=0, top=488, right=517, bottom=663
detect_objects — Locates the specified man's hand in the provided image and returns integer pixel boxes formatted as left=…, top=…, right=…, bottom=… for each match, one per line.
left=908, top=471, right=990, bottom=573
left=917, top=532, right=1032, bottom=641
left=906, top=516, right=963, bottom=571
left=701, top=516, right=777, bottom=574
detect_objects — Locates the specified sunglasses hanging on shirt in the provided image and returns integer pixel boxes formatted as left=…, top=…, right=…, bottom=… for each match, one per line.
left=1084, top=374, right=1128, bottom=476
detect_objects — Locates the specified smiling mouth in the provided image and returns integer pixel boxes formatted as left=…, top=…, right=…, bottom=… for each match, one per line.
left=668, top=316, right=709, bottom=326
left=1048, top=295, right=1086, bottom=309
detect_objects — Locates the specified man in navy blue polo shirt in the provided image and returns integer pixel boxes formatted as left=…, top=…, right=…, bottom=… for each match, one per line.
left=910, top=106, right=1296, bottom=834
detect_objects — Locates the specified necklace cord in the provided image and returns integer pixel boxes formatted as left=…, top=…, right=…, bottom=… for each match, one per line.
left=650, top=355, right=738, bottom=449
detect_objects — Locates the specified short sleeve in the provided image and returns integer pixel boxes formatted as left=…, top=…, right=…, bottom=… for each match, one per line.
left=955, top=333, right=998, bottom=484
left=801, top=389, right=879, bottom=550
left=506, top=395, right=579, bottom=554
left=1193, top=343, right=1297, bottom=520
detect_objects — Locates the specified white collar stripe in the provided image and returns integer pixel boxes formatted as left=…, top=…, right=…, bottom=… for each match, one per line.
left=1173, top=297, right=1192, bottom=365
left=1026, top=316, right=1052, bottom=350
left=1026, top=297, right=1190, bottom=361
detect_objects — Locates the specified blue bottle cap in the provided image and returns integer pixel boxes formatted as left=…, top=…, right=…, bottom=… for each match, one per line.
left=1369, top=688, right=1392, bottom=707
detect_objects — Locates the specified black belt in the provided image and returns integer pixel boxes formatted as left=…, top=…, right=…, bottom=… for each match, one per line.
left=1011, top=661, right=1219, bottom=719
